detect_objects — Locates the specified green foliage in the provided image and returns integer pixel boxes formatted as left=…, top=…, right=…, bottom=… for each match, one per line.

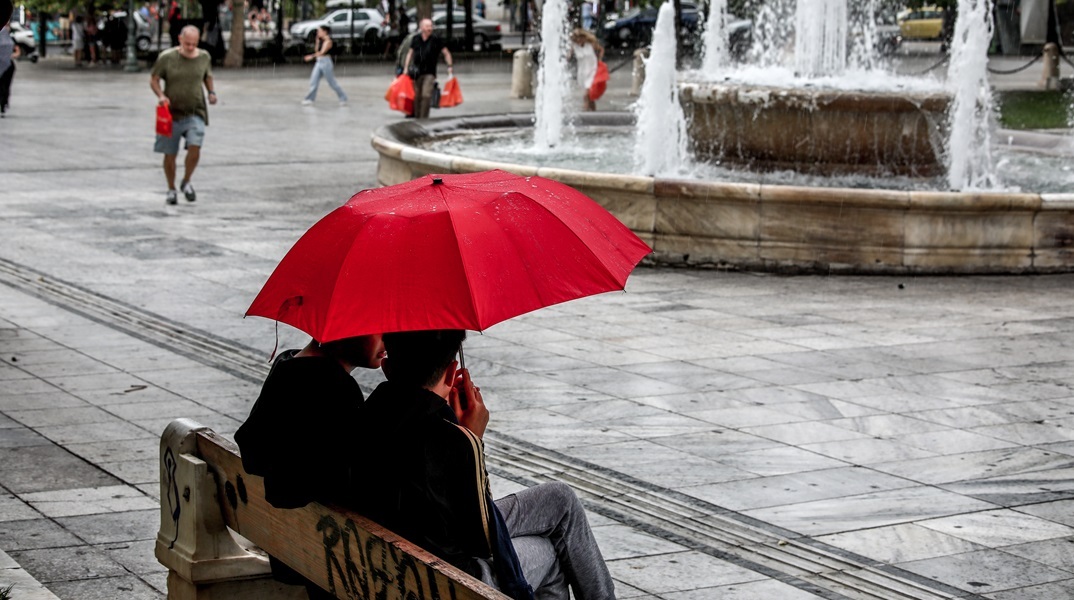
left=996, top=90, right=1074, bottom=129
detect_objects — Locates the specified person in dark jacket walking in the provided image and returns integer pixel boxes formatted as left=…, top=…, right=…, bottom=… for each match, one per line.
left=360, top=329, right=617, bottom=600
left=402, top=17, right=452, bottom=118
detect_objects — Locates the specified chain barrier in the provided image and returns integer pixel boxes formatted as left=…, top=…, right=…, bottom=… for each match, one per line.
left=914, top=55, right=950, bottom=75
left=986, top=52, right=1043, bottom=75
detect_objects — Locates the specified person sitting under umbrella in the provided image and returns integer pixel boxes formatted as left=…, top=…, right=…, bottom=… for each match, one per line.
left=234, top=333, right=385, bottom=600
left=354, top=329, right=617, bottom=600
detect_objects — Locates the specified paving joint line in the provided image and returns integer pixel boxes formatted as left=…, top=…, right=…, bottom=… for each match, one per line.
left=0, top=256, right=988, bottom=600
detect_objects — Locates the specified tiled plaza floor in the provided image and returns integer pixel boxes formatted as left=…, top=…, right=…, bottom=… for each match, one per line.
left=2, top=53, right=1073, bottom=599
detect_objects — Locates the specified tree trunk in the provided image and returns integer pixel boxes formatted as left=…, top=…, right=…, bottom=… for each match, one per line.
left=446, top=0, right=453, bottom=45
left=416, top=0, right=432, bottom=20
left=464, top=0, right=473, bottom=49
left=224, top=0, right=244, bottom=67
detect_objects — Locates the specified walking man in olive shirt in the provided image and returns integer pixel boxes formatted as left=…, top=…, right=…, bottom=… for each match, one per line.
left=150, top=25, right=217, bottom=205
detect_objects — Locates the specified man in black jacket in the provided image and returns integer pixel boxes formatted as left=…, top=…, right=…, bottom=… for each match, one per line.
left=361, top=329, right=617, bottom=600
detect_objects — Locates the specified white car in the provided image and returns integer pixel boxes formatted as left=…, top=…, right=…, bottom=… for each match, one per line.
left=289, top=8, right=388, bottom=47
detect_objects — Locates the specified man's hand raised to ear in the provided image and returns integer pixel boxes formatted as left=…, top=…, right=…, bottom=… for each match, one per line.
left=450, top=368, right=489, bottom=439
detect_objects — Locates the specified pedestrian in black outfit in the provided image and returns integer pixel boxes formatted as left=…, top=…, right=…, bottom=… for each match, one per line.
left=402, top=17, right=453, bottom=119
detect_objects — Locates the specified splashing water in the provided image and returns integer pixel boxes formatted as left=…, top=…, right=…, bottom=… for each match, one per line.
left=634, top=2, right=689, bottom=176
left=533, top=0, right=571, bottom=149
left=701, top=0, right=728, bottom=73
left=946, top=0, right=997, bottom=190
left=794, top=0, right=848, bottom=77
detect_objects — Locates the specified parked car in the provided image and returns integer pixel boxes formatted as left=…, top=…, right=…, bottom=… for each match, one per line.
left=898, top=6, right=945, bottom=40
left=404, top=8, right=501, bottom=51
left=9, top=21, right=37, bottom=58
left=602, top=2, right=701, bottom=49
left=111, top=10, right=156, bottom=52
left=290, top=8, right=388, bottom=47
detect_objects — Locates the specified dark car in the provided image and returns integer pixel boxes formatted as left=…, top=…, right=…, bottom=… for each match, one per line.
left=601, top=2, right=700, bottom=49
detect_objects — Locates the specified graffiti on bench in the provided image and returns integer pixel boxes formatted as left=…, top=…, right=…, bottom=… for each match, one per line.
left=318, top=514, right=460, bottom=600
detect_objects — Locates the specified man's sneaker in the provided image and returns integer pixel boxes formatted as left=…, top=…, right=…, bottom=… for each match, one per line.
left=165, top=189, right=178, bottom=205
left=181, top=182, right=196, bottom=202
left=301, top=99, right=313, bottom=106
left=339, top=100, right=348, bottom=107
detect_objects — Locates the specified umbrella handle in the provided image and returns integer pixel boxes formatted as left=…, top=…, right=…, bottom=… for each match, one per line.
left=458, top=344, right=466, bottom=372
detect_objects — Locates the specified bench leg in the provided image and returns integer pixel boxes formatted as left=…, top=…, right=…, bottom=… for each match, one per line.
left=157, top=419, right=306, bottom=600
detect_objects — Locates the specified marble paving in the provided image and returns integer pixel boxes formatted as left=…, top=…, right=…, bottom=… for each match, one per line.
left=2, top=55, right=1074, bottom=599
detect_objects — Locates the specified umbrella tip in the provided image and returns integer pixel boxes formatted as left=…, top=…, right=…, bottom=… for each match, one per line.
left=432, top=177, right=443, bottom=185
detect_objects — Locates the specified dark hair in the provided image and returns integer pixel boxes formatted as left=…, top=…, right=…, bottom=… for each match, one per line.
left=318, top=24, right=331, bottom=35
left=383, top=330, right=466, bottom=389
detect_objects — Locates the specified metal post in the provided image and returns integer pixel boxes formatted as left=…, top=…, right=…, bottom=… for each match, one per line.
left=37, top=10, right=48, bottom=58
left=349, top=0, right=355, bottom=54
left=274, top=0, right=283, bottom=61
left=125, top=0, right=141, bottom=70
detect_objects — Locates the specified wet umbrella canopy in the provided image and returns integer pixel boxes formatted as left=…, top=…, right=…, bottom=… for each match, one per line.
left=246, top=170, right=652, bottom=342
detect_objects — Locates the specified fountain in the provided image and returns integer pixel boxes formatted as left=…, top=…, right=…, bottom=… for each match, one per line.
left=371, top=0, right=1074, bottom=273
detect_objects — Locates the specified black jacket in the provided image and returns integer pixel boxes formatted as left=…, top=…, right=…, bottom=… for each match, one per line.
left=354, top=381, right=493, bottom=568
left=235, top=350, right=366, bottom=509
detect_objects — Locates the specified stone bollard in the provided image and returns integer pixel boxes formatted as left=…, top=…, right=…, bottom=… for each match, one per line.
left=155, top=419, right=306, bottom=600
left=510, top=48, right=535, bottom=99
left=631, top=48, right=649, bottom=96
left=1040, top=42, right=1060, bottom=90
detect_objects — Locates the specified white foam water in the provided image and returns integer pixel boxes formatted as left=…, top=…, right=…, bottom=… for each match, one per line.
left=633, top=2, right=689, bottom=176
left=700, top=0, right=728, bottom=74
left=794, top=0, right=848, bottom=77
left=946, top=0, right=998, bottom=190
left=533, top=0, right=571, bottom=149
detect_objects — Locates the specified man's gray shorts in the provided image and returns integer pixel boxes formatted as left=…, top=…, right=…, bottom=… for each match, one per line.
left=154, top=115, right=206, bottom=155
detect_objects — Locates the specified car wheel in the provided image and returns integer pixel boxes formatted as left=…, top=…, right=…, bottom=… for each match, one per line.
left=617, top=26, right=632, bottom=48
left=364, top=29, right=379, bottom=48
left=473, top=33, right=487, bottom=52
left=136, top=35, right=151, bottom=52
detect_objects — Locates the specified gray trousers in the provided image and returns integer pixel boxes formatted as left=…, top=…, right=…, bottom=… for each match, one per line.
left=484, top=482, right=616, bottom=600
left=414, top=74, right=436, bottom=119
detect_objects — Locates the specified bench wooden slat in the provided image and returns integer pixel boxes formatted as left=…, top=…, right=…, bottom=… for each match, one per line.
left=193, top=429, right=509, bottom=600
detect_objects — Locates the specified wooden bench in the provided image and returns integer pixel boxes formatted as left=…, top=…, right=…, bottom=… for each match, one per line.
left=155, top=418, right=509, bottom=600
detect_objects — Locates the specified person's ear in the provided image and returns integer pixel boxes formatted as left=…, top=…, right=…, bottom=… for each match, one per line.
left=441, top=359, right=458, bottom=387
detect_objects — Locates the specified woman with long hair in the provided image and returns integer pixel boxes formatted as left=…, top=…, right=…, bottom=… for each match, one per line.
left=570, top=28, right=604, bottom=111
left=301, top=25, right=348, bottom=106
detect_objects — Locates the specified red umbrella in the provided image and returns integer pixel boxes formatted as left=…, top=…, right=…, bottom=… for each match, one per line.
left=246, top=170, right=651, bottom=342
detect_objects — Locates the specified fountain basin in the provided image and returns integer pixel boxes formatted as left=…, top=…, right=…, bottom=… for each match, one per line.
left=681, top=82, right=951, bottom=177
left=372, top=113, right=1074, bottom=274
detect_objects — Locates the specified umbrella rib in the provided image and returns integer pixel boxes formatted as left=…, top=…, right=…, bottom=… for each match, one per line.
left=442, top=186, right=484, bottom=330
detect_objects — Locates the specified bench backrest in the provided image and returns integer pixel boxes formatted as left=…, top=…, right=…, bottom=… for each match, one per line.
left=157, top=419, right=508, bottom=600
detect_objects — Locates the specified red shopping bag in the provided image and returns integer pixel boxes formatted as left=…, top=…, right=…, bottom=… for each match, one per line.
left=155, top=104, right=173, bottom=137
left=440, top=76, right=463, bottom=108
left=588, top=61, right=609, bottom=102
left=385, top=74, right=415, bottom=114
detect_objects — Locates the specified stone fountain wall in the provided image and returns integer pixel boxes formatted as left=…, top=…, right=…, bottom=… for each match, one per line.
left=680, top=83, right=952, bottom=177
left=372, top=116, right=1074, bottom=274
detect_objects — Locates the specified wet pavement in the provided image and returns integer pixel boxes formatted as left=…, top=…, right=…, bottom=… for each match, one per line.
left=2, top=52, right=1074, bottom=599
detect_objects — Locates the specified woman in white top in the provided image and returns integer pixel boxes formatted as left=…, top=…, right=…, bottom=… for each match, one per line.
left=570, top=28, right=603, bottom=111
left=302, top=25, right=349, bottom=106
left=71, top=15, right=85, bottom=66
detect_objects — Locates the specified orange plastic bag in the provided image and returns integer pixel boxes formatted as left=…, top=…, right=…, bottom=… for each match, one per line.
left=156, top=104, right=173, bottom=137
left=588, top=61, right=609, bottom=102
left=440, top=76, right=463, bottom=108
left=385, top=75, right=415, bottom=114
